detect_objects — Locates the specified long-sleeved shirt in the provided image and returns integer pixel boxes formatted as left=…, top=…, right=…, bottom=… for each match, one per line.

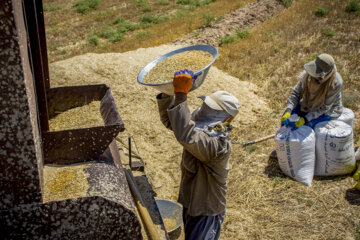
left=157, top=94, right=231, bottom=216
left=286, top=70, right=343, bottom=121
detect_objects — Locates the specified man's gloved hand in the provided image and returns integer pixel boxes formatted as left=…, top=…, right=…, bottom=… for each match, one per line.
left=173, top=69, right=194, bottom=94
left=281, top=112, right=291, bottom=122
left=295, top=117, right=306, bottom=128
left=281, top=111, right=291, bottom=126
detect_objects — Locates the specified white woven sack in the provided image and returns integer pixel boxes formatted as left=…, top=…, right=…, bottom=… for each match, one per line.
left=336, top=107, right=354, bottom=127
left=275, top=126, right=316, bottom=186
left=314, top=120, right=356, bottom=176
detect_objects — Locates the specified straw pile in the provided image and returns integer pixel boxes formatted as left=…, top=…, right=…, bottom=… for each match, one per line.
left=49, top=101, right=103, bottom=131
left=143, top=50, right=213, bottom=84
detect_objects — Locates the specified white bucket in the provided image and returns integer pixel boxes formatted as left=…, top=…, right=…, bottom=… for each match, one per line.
left=314, top=120, right=356, bottom=176
left=275, top=126, right=316, bottom=186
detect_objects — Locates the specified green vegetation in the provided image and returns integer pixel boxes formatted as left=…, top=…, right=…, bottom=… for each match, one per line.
left=142, top=6, right=153, bottom=12
left=358, top=35, right=360, bottom=41
left=88, top=36, right=99, bottom=45
left=108, top=32, right=124, bottom=42
left=73, top=0, right=99, bottom=14
left=273, top=177, right=287, bottom=186
left=215, top=15, right=224, bottom=23
left=92, top=28, right=123, bottom=42
left=246, top=145, right=258, bottom=153
left=202, top=13, right=215, bottom=26
left=322, top=27, right=335, bottom=36
left=279, top=0, right=292, bottom=8
left=314, top=7, right=329, bottom=16
left=136, top=30, right=152, bottom=39
left=219, top=29, right=250, bottom=45
left=346, top=0, right=360, bottom=12
left=44, top=5, right=61, bottom=12
left=219, top=35, right=237, bottom=45
left=157, top=0, right=170, bottom=5
left=140, top=14, right=169, bottom=24
left=236, top=29, right=250, bottom=39
left=176, top=0, right=216, bottom=6
left=135, top=0, right=148, bottom=7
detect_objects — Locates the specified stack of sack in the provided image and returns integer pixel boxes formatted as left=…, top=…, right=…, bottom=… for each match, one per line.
left=275, top=108, right=356, bottom=186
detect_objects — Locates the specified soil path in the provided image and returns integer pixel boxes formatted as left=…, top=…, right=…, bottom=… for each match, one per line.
left=173, top=0, right=284, bottom=46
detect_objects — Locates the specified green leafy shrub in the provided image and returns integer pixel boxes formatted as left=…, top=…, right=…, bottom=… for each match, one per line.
left=202, top=13, right=215, bottom=26
left=118, top=21, right=141, bottom=32
left=94, top=28, right=117, bottom=39
left=142, top=5, right=153, bottom=12
left=109, top=32, right=124, bottom=42
left=73, top=0, right=99, bottom=14
left=346, top=0, right=360, bottom=12
left=219, top=35, right=237, bottom=45
left=140, top=14, right=169, bottom=24
left=88, top=36, right=99, bottom=45
left=314, top=7, right=329, bottom=16
left=236, top=29, right=250, bottom=39
left=112, top=17, right=125, bottom=25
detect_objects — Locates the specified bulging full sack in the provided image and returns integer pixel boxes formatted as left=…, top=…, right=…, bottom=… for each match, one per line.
left=314, top=120, right=356, bottom=176
left=336, top=107, right=354, bottom=128
left=275, top=126, right=316, bottom=186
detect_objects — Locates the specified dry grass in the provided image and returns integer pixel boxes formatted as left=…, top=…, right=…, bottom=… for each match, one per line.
left=214, top=0, right=360, bottom=239
left=44, top=0, right=253, bottom=62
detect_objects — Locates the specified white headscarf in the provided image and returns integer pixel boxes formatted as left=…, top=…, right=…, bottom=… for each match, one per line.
left=191, top=103, right=232, bottom=137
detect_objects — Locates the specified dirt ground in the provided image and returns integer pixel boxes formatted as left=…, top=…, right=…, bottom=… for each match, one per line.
left=173, top=0, right=284, bottom=46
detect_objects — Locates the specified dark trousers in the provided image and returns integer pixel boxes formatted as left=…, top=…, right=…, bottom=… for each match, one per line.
left=182, top=208, right=225, bottom=240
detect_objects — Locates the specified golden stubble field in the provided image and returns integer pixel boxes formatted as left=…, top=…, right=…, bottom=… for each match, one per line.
left=45, top=0, right=360, bottom=239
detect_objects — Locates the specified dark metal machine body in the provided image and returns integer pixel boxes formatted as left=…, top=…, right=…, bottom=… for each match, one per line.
left=0, top=0, right=144, bottom=238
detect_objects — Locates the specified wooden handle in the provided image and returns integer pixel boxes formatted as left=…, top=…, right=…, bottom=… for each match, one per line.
left=253, top=134, right=276, bottom=143
left=124, top=170, right=160, bottom=240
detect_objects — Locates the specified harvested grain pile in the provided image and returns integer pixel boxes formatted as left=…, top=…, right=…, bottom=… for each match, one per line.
left=49, top=101, right=103, bottom=131
left=143, top=50, right=213, bottom=84
left=49, top=44, right=268, bottom=203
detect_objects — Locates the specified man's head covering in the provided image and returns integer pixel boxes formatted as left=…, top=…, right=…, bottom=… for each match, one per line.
left=304, top=54, right=335, bottom=79
left=198, top=91, right=240, bottom=117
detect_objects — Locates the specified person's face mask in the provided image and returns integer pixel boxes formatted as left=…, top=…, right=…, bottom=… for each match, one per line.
left=191, top=103, right=229, bottom=123
left=315, top=69, right=333, bottom=84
